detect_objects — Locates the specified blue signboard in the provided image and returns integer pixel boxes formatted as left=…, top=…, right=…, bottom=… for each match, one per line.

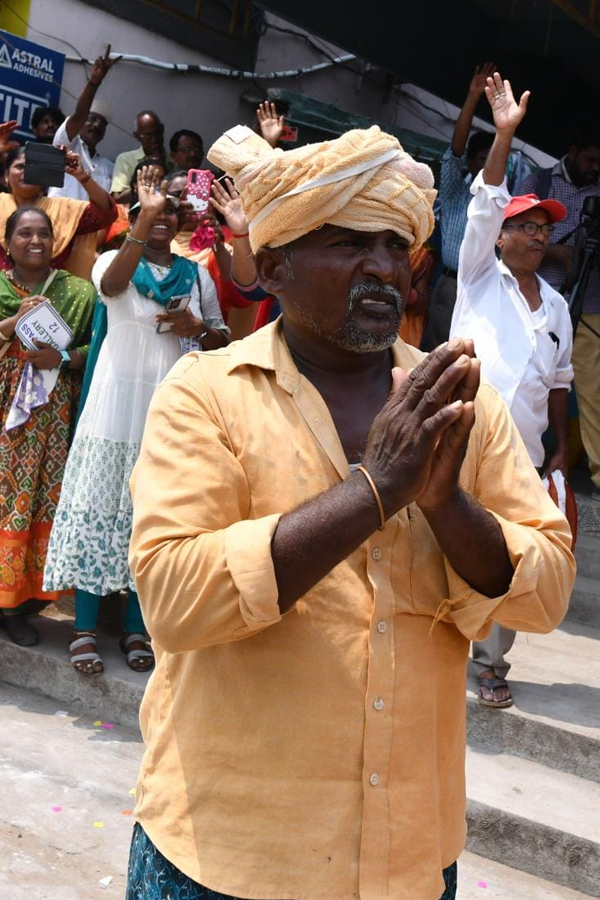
left=0, top=29, right=65, bottom=142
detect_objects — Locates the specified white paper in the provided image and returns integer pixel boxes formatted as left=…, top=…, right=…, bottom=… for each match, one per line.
left=16, top=300, right=73, bottom=352
left=98, top=876, right=113, bottom=888
left=224, top=124, right=254, bottom=144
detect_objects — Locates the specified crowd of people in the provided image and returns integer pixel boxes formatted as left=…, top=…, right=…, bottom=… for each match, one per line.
left=0, top=45, right=584, bottom=900
left=0, top=51, right=592, bottom=690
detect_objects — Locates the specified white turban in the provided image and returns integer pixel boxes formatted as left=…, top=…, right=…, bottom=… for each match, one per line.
left=207, top=125, right=436, bottom=252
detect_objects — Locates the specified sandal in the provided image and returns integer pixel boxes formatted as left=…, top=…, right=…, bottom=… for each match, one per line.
left=119, top=632, right=154, bottom=672
left=70, top=631, right=104, bottom=675
left=477, top=674, right=514, bottom=708
left=0, top=611, right=39, bottom=646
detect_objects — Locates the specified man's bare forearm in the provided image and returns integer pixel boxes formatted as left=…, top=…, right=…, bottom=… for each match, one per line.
left=272, top=475, right=381, bottom=613
left=421, top=488, right=514, bottom=597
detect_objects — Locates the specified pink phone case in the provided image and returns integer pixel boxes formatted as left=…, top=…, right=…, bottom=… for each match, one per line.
left=186, top=169, right=214, bottom=213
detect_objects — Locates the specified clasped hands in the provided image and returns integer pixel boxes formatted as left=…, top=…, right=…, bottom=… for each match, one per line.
left=362, top=338, right=480, bottom=516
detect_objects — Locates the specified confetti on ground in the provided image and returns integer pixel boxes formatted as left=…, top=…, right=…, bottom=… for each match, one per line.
left=93, top=821, right=104, bottom=828
left=99, top=875, right=113, bottom=888
left=477, top=882, right=488, bottom=889
left=54, top=710, right=69, bottom=717
left=93, top=720, right=102, bottom=727
left=52, top=806, right=62, bottom=812
left=129, top=787, right=136, bottom=795
left=101, top=722, right=115, bottom=730
left=122, top=809, right=132, bottom=816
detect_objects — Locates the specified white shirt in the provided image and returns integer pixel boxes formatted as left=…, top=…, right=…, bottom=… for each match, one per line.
left=451, top=173, right=573, bottom=466
left=48, top=118, right=114, bottom=201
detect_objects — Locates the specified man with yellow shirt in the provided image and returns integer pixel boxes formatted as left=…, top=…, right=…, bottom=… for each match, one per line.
left=127, top=124, right=575, bottom=900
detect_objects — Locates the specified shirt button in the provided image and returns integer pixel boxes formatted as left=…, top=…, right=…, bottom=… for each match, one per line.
left=369, top=773, right=379, bottom=786
left=373, top=697, right=384, bottom=711
left=377, top=621, right=387, bottom=633
left=371, top=548, right=382, bottom=561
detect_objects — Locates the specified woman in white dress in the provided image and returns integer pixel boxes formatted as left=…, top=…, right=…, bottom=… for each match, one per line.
left=43, top=168, right=230, bottom=674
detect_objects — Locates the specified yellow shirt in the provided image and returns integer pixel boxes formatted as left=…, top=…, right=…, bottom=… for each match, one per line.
left=129, top=321, right=575, bottom=900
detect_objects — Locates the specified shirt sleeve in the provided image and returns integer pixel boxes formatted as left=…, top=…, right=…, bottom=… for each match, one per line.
left=438, top=146, right=466, bottom=204
left=458, top=172, right=511, bottom=286
left=76, top=195, right=118, bottom=234
left=52, top=119, right=75, bottom=150
left=110, top=151, right=134, bottom=193
left=551, top=298, right=574, bottom=389
left=129, top=356, right=283, bottom=653
left=231, top=277, right=270, bottom=301
left=196, top=264, right=231, bottom=333
left=439, top=384, right=575, bottom=640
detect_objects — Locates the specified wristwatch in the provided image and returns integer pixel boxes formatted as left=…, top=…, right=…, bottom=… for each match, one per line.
left=58, top=349, right=71, bottom=369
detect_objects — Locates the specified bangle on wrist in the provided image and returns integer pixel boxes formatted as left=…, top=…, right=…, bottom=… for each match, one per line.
left=356, top=465, right=386, bottom=531
left=230, top=231, right=249, bottom=239
left=79, top=172, right=92, bottom=184
left=198, top=329, right=209, bottom=341
left=0, top=327, right=12, bottom=342
left=88, top=80, right=101, bottom=88
left=125, top=233, right=148, bottom=247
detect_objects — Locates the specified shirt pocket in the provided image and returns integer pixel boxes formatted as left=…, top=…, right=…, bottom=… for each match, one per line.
left=532, top=331, right=559, bottom=388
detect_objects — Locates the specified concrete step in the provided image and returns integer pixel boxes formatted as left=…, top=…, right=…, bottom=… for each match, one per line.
left=568, top=573, right=600, bottom=627
left=574, top=533, right=600, bottom=581
left=0, top=616, right=147, bottom=731
left=458, top=850, right=597, bottom=900
left=466, top=747, right=600, bottom=897
left=467, top=621, right=600, bottom=783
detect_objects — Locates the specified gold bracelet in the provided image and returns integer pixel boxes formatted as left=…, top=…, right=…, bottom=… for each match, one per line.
left=0, top=327, right=13, bottom=343
left=356, top=465, right=386, bottom=531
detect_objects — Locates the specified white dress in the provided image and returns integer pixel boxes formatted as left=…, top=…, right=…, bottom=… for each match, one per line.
left=43, top=250, right=228, bottom=595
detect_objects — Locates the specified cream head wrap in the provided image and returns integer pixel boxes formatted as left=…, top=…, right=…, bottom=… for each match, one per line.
left=207, top=125, right=436, bottom=252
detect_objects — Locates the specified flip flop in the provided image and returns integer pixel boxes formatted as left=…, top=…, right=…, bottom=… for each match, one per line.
left=477, top=675, right=514, bottom=708
left=119, top=632, right=154, bottom=672
left=70, top=632, right=104, bottom=675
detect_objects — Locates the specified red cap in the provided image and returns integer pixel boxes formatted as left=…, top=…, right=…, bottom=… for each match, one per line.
left=503, top=193, right=567, bottom=224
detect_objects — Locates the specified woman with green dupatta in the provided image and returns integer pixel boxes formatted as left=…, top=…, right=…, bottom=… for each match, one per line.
left=43, top=167, right=229, bottom=675
left=0, top=206, right=96, bottom=646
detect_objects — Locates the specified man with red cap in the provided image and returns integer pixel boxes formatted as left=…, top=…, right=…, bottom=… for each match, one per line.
left=452, top=71, right=573, bottom=709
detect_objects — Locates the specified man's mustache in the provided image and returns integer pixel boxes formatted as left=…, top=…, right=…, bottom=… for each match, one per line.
left=347, top=281, right=404, bottom=313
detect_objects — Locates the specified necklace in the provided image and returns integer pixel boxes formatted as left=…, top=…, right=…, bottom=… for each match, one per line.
left=6, top=268, right=43, bottom=294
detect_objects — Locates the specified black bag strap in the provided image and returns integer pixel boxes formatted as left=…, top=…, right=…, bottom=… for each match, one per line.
left=533, top=166, right=553, bottom=201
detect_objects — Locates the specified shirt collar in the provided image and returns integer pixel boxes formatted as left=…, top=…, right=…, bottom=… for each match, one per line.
left=559, top=156, right=573, bottom=184
left=497, top=257, right=556, bottom=309
left=226, top=318, right=424, bottom=390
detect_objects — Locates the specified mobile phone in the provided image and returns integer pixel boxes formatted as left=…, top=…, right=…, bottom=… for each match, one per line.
left=24, top=142, right=66, bottom=188
left=156, top=294, right=191, bottom=333
left=186, top=169, right=214, bottom=213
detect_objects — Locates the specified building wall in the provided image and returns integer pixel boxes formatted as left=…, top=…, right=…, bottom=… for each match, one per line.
left=25, top=0, right=555, bottom=167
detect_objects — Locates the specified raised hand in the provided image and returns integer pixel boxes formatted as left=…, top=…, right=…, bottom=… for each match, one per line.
left=484, top=71, right=530, bottom=133
left=64, top=149, right=87, bottom=181
left=469, top=62, right=496, bottom=96
left=209, top=178, right=248, bottom=235
left=136, top=165, right=168, bottom=218
left=89, top=44, right=122, bottom=86
left=257, top=101, right=285, bottom=148
left=0, top=120, right=19, bottom=154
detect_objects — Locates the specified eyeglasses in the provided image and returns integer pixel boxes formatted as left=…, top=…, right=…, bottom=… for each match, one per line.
left=503, top=222, right=555, bottom=236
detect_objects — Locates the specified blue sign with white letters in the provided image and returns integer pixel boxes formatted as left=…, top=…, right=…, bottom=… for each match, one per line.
left=0, top=29, right=65, bottom=141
